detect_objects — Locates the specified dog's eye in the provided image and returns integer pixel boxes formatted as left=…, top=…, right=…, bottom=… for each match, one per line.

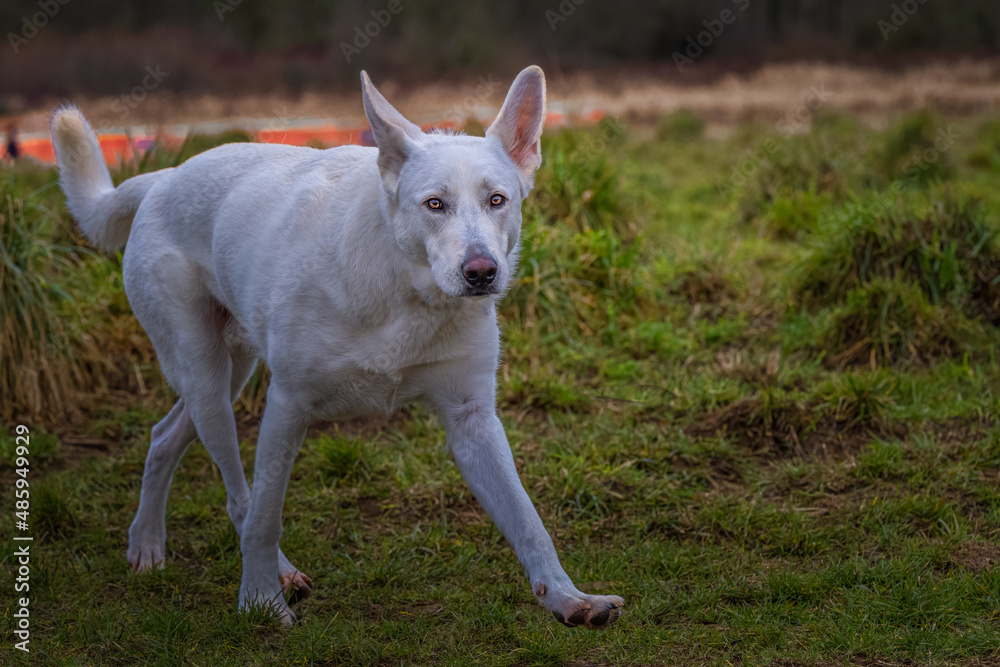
left=425, top=198, right=444, bottom=211
left=490, top=194, right=506, bottom=207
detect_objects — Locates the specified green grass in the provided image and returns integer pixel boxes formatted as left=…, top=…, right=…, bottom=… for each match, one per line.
left=3, top=110, right=1000, bottom=665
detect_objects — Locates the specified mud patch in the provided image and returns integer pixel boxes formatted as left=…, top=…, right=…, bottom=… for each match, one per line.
left=674, top=268, right=737, bottom=307
left=672, top=267, right=739, bottom=322
left=357, top=496, right=383, bottom=518
left=235, top=410, right=412, bottom=445
left=47, top=433, right=119, bottom=473
left=931, top=416, right=991, bottom=448
left=360, top=602, right=384, bottom=620
left=684, top=398, right=901, bottom=459
left=770, top=659, right=920, bottom=667
left=408, top=601, right=444, bottom=616
left=949, top=541, right=1000, bottom=575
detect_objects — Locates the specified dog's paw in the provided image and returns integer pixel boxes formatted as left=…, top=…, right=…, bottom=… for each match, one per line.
left=536, top=583, right=624, bottom=630
left=272, top=602, right=297, bottom=625
left=552, top=594, right=624, bottom=630
left=280, top=569, right=313, bottom=605
left=240, top=589, right=297, bottom=625
left=278, top=550, right=312, bottom=604
left=127, top=540, right=165, bottom=573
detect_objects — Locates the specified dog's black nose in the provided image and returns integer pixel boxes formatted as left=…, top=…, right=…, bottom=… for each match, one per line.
left=462, top=255, right=498, bottom=288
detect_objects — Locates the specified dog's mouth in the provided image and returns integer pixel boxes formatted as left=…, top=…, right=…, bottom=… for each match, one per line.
left=460, top=287, right=499, bottom=298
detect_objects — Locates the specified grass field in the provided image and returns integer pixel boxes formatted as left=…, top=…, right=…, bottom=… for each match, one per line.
left=2, top=108, right=1000, bottom=666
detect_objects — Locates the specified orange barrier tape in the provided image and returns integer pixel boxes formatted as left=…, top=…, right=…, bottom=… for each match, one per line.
left=256, top=127, right=359, bottom=146
left=13, top=106, right=600, bottom=166
left=20, top=138, right=55, bottom=162
left=20, top=134, right=135, bottom=164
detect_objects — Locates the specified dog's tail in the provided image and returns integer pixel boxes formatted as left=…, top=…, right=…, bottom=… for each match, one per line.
left=50, top=105, right=172, bottom=251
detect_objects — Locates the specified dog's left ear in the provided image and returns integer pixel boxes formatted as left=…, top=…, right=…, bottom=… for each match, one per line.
left=360, top=71, right=423, bottom=191
left=487, top=66, right=547, bottom=189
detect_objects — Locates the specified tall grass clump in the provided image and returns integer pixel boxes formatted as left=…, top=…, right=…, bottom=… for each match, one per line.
left=740, top=111, right=957, bottom=236
left=871, top=109, right=954, bottom=187
left=526, top=118, right=632, bottom=238
left=502, top=121, right=648, bottom=346
left=965, top=118, right=1000, bottom=172
left=788, top=188, right=1000, bottom=366
left=0, top=168, right=88, bottom=420
left=737, top=113, right=869, bottom=227
left=657, top=109, right=705, bottom=144
left=2, top=132, right=268, bottom=423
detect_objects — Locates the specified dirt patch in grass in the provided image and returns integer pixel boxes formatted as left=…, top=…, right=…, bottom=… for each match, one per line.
left=23, top=390, right=148, bottom=473
left=360, top=602, right=385, bottom=621
left=949, top=541, right=1000, bottom=575
left=772, top=659, right=1000, bottom=666
left=684, top=397, right=901, bottom=460
left=409, top=600, right=445, bottom=616
left=931, top=416, right=992, bottom=447
left=671, top=267, right=740, bottom=322
left=675, top=269, right=737, bottom=307
left=715, top=346, right=782, bottom=386
left=392, top=488, right=486, bottom=527
left=357, top=496, right=383, bottom=518
left=770, top=659, right=921, bottom=667
left=52, top=434, right=120, bottom=472
left=668, top=449, right=746, bottom=487
left=971, top=261, right=1000, bottom=327
left=235, top=410, right=412, bottom=445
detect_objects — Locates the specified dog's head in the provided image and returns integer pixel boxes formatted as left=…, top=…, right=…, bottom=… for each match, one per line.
left=360, top=66, right=546, bottom=299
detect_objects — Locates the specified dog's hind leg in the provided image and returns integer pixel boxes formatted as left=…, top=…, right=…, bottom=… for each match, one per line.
left=127, top=342, right=310, bottom=596
left=128, top=398, right=197, bottom=571
left=126, top=347, right=253, bottom=572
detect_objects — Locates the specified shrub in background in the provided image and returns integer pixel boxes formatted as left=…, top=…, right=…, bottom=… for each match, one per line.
left=788, top=187, right=1000, bottom=366
left=0, top=167, right=88, bottom=421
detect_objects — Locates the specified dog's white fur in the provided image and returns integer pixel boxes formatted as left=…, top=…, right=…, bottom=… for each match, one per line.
left=52, top=67, right=623, bottom=629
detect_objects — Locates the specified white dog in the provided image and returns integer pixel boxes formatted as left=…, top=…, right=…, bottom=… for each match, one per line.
left=51, top=66, right=624, bottom=629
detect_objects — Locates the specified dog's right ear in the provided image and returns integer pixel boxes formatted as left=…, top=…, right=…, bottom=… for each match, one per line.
left=486, top=66, right=547, bottom=190
left=360, top=71, right=422, bottom=191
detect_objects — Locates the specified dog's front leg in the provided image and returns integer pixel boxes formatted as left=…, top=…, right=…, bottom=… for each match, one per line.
left=238, top=386, right=309, bottom=624
left=439, top=398, right=624, bottom=630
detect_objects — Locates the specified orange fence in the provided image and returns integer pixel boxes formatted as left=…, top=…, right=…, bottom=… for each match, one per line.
left=14, top=107, right=604, bottom=166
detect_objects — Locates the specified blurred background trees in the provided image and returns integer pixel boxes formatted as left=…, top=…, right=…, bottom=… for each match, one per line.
left=2, top=0, right=998, bottom=102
